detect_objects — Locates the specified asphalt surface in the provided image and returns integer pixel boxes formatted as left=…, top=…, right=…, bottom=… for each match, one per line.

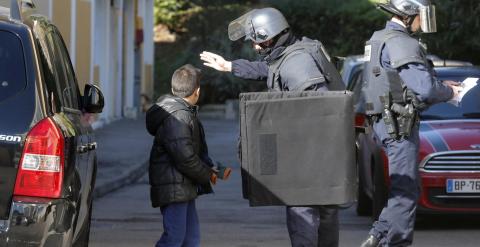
left=93, top=117, right=150, bottom=199
left=91, top=116, right=480, bottom=247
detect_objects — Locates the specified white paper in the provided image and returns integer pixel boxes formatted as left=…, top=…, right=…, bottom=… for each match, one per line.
left=362, top=45, right=371, bottom=62
left=459, top=77, right=478, bottom=100
left=448, top=77, right=478, bottom=107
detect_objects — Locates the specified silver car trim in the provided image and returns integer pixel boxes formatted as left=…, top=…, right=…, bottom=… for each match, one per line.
left=423, top=166, right=480, bottom=170
left=419, top=168, right=480, bottom=173
left=434, top=195, right=480, bottom=199
left=431, top=156, right=480, bottom=160
left=419, top=150, right=480, bottom=169
left=428, top=161, right=480, bottom=165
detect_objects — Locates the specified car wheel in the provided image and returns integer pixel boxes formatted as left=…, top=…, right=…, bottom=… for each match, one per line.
left=372, top=156, right=388, bottom=221
left=73, top=204, right=92, bottom=247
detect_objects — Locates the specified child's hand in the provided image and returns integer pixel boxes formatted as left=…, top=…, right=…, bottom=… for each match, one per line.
left=214, top=162, right=232, bottom=180
left=218, top=166, right=232, bottom=180
left=210, top=172, right=217, bottom=185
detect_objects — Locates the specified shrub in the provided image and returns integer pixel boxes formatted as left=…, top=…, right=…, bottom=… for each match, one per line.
left=154, top=0, right=479, bottom=103
left=154, top=2, right=266, bottom=103
left=263, top=0, right=386, bottom=57
left=424, top=0, right=480, bottom=64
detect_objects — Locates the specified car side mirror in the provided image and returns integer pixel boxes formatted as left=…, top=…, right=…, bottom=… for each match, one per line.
left=83, top=83, right=104, bottom=113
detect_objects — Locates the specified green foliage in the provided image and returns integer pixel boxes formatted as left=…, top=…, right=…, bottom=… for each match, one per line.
left=154, top=0, right=201, bottom=32
left=154, top=2, right=264, bottom=103
left=263, top=0, right=386, bottom=57
left=153, top=0, right=480, bottom=103
left=423, top=0, right=480, bottom=64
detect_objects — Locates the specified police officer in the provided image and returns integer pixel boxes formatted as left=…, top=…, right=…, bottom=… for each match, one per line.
left=200, top=7, right=344, bottom=247
left=360, top=1, right=461, bottom=246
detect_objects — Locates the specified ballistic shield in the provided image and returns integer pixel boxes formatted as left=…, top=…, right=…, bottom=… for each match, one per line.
left=239, top=91, right=357, bottom=206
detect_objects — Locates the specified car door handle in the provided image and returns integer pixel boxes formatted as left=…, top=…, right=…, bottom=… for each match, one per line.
left=87, top=142, right=97, bottom=151
left=77, top=145, right=88, bottom=153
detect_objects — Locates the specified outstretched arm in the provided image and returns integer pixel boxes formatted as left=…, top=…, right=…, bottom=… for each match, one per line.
left=200, top=51, right=232, bottom=72
left=231, top=59, right=269, bottom=81
left=200, top=51, right=268, bottom=81
left=382, top=41, right=461, bottom=104
left=397, top=63, right=461, bottom=104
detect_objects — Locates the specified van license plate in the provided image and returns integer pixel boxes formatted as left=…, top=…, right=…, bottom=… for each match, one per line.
left=447, top=179, right=480, bottom=193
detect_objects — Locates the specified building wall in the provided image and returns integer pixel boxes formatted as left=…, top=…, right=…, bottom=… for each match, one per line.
left=110, top=0, right=121, bottom=120
left=75, top=0, right=92, bottom=90
left=51, top=0, right=71, bottom=50
left=139, top=0, right=154, bottom=101
left=35, top=0, right=51, bottom=19
left=35, top=0, right=154, bottom=123
left=123, top=0, right=136, bottom=118
left=144, top=3, right=154, bottom=105
left=93, top=0, right=114, bottom=121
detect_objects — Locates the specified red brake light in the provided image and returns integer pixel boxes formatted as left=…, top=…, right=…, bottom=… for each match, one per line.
left=355, top=114, right=366, bottom=127
left=14, top=118, right=64, bottom=198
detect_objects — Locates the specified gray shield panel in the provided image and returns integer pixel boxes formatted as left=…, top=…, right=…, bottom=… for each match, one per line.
left=240, top=91, right=357, bottom=206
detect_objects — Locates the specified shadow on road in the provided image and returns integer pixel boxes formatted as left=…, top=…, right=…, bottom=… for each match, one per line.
left=416, top=214, right=480, bottom=230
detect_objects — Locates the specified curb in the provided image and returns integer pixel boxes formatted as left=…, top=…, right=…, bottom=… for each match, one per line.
left=92, top=160, right=149, bottom=199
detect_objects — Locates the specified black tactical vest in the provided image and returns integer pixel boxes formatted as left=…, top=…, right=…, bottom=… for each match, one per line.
left=362, top=29, right=428, bottom=115
left=267, top=37, right=345, bottom=92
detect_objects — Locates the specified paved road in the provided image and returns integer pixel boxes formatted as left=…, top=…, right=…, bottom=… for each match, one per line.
left=90, top=118, right=480, bottom=247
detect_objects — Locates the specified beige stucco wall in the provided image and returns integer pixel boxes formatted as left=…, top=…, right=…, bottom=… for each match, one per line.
left=51, top=0, right=71, bottom=50
left=75, top=0, right=92, bottom=89
left=42, top=0, right=91, bottom=89
left=33, top=0, right=154, bottom=121
left=35, top=0, right=49, bottom=17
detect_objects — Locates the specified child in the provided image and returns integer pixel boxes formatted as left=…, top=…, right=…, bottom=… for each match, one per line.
left=146, top=64, right=228, bottom=247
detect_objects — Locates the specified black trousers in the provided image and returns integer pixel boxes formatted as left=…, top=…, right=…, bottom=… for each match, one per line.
left=286, top=206, right=339, bottom=247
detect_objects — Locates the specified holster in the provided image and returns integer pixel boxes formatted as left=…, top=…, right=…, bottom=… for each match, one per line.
left=380, top=94, right=399, bottom=139
left=390, top=103, right=418, bottom=138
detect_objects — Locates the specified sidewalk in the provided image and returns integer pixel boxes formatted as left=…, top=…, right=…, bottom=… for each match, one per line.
left=92, top=116, right=151, bottom=198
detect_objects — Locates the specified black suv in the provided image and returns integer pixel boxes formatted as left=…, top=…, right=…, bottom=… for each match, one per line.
left=0, top=1, right=104, bottom=246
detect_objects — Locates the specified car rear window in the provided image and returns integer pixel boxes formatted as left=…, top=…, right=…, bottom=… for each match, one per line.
left=0, top=30, right=26, bottom=103
left=421, top=73, right=480, bottom=120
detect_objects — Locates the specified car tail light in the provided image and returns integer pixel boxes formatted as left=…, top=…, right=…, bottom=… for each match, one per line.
left=354, top=114, right=366, bottom=127
left=14, top=118, right=64, bottom=198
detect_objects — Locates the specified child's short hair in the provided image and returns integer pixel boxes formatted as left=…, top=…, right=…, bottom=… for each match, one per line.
left=171, top=64, right=201, bottom=98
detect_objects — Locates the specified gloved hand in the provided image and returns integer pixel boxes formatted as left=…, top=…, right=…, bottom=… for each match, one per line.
left=214, top=162, right=232, bottom=180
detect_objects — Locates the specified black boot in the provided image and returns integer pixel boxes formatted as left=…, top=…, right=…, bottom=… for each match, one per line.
left=360, top=235, right=380, bottom=247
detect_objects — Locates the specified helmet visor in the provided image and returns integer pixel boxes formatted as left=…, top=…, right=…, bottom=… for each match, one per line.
left=420, top=5, right=437, bottom=33
left=228, top=10, right=256, bottom=41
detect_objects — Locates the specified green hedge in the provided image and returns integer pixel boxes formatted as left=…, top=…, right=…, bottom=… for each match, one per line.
left=265, top=0, right=480, bottom=64
left=154, top=0, right=479, bottom=103
left=154, top=1, right=265, bottom=103
left=424, top=0, right=480, bottom=65
left=263, top=0, right=386, bottom=57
